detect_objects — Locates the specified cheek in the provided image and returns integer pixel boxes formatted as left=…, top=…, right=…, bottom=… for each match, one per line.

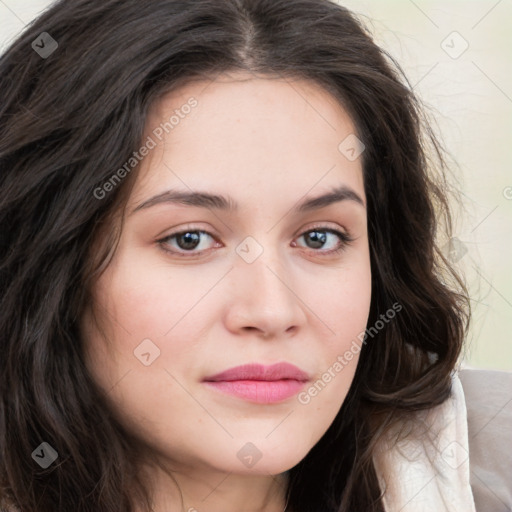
left=84, top=248, right=219, bottom=394
left=96, top=249, right=194, bottom=339
left=303, top=259, right=371, bottom=398
left=308, top=256, right=372, bottom=343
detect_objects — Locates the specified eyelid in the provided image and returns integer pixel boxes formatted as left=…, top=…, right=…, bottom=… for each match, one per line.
left=296, top=223, right=356, bottom=253
left=155, top=224, right=220, bottom=258
left=293, top=221, right=350, bottom=239
left=156, top=222, right=355, bottom=258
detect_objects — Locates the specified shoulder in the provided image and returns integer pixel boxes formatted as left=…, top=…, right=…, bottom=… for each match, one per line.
left=459, top=368, right=512, bottom=512
left=372, top=368, right=511, bottom=512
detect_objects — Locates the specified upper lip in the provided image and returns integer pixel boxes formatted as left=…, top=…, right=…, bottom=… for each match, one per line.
left=203, top=363, right=310, bottom=382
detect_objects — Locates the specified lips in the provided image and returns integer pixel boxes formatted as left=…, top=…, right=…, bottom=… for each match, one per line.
left=202, top=362, right=310, bottom=404
left=203, top=362, right=310, bottom=383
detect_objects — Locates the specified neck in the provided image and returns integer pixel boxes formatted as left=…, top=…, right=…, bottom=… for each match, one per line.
left=137, top=462, right=290, bottom=512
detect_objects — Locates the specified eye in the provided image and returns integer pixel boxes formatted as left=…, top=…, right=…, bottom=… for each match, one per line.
left=293, top=226, right=355, bottom=255
left=157, top=228, right=219, bottom=257
left=157, top=224, right=355, bottom=258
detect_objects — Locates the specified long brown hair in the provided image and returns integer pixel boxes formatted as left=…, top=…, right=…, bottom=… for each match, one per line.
left=0, top=0, right=470, bottom=510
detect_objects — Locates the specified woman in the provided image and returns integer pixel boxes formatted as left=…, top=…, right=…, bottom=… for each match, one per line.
left=1, top=1, right=510, bottom=511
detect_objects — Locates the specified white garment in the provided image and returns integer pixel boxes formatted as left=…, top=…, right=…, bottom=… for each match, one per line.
left=373, top=371, right=477, bottom=512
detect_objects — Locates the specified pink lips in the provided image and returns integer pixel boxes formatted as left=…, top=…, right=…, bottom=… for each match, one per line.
left=202, top=362, right=310, bottom=404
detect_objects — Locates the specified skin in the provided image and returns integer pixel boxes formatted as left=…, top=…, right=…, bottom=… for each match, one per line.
left=82, top=71, right=372, bottom=512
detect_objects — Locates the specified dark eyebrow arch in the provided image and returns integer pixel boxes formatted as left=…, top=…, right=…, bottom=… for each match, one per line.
left=130, top=184, right=365, bottom=215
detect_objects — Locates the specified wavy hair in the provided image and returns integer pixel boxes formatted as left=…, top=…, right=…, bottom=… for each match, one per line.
left=0, top=0, right=470, bottom=510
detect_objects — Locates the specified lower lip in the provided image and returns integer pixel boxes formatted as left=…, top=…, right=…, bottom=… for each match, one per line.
left=203, top=379, right=307, bottom=404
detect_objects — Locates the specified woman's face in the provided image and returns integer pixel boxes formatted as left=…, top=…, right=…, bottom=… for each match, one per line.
left=83, top=72, right=371, bottom=480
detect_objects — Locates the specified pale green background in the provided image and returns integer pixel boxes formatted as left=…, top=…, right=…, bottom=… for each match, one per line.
left=1, top=0, right=510, bottom=370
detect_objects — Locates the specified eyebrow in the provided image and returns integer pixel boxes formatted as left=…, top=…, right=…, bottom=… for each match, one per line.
left=130, top=184, right=365, bottom=215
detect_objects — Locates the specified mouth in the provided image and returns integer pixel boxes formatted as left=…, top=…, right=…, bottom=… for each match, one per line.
left=202, top=362, right=310, bottom=404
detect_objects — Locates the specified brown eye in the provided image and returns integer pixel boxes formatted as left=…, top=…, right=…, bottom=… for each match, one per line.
left=294, top=227, right=354, bottom=255
left=158, top=229, right=218, bottom=257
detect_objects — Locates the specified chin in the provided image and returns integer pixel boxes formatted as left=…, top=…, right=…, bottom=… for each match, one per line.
left=225, top=443, right=309, bottom=476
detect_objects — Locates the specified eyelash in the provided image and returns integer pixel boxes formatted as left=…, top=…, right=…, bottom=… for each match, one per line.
left=156, top=224, right=355, bottom=258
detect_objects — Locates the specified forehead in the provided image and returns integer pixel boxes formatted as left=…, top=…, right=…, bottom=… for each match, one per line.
left=132, top=72, right=365, bottom=209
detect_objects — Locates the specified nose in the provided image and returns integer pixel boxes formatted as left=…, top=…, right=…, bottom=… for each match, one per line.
left=222, top=243, right=308, bottom=340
